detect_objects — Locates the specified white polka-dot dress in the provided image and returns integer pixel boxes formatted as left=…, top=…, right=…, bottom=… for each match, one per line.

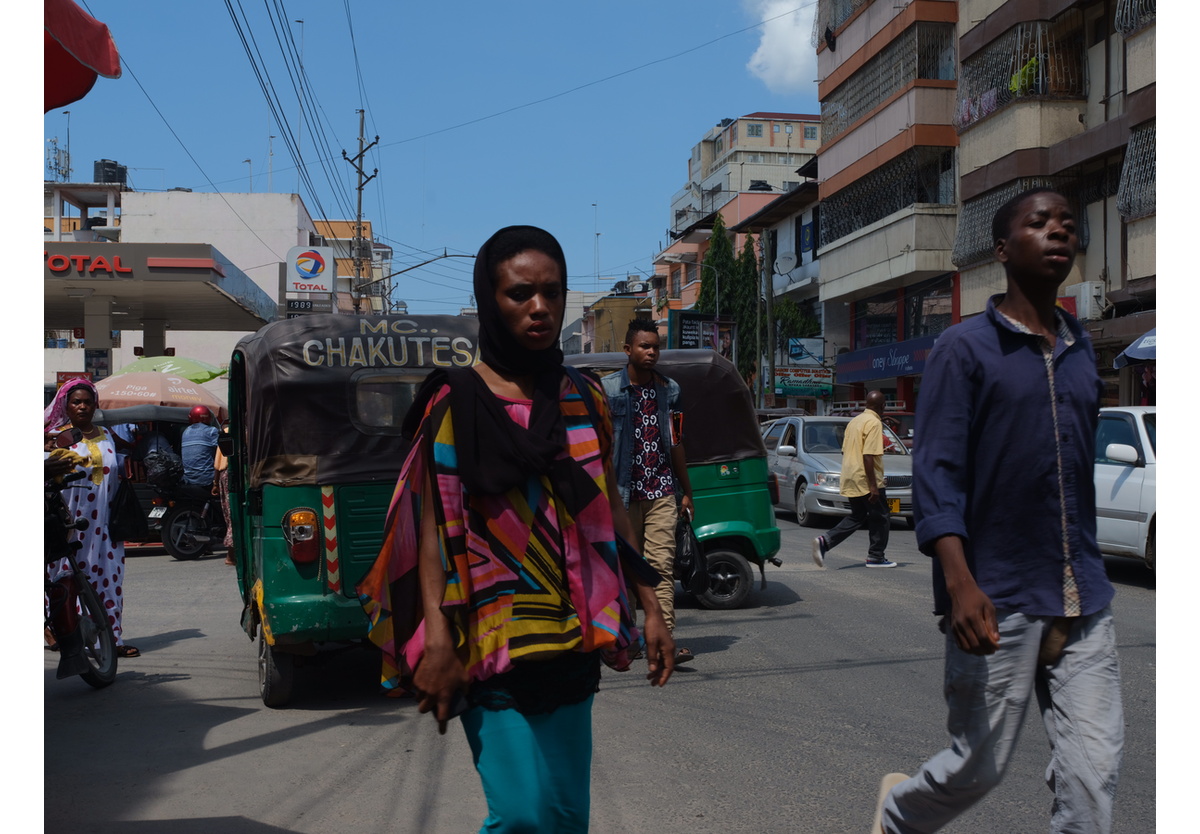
left=48, top=427, right=128, bottom=646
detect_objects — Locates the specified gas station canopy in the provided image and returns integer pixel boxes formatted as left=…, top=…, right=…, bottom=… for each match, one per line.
left=44, top=241, right=279, bottom=332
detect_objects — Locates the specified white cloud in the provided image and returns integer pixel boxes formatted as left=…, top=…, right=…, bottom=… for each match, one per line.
left=744, top=0, right=819, bottom=96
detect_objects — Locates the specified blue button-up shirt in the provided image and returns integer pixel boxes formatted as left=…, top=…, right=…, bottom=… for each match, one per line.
left=601, top=367, right=682, bottom=507
left=914, top=295, right=1114, bottom=618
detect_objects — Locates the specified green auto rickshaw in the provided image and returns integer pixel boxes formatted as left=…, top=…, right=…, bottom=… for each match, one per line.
left=224, top=313, right=479, bottom=706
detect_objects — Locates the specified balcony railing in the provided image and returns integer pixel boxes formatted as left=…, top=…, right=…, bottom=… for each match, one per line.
left=821, top=147, right=956, bottom=244
left=821, top=22, right=956, bottom=146
left=1117, top=120, right=1155, bottom=220
left=954, top=9, right=1086, bottom=132
left=1116, top=0, right=1155, bottom=36
left=811, top=0, right=871, bottom=47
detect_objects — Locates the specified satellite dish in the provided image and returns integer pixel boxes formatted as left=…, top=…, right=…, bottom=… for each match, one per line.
left=774, top=252, right=798, bottom=274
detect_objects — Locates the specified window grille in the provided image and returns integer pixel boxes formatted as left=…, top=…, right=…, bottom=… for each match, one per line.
left=954, top=9, right=1086, bottom=131
left=821, top=23, right=956, bottom=145
left=810, top=0, right=872, bottom=48
left=951, top=178, right=1087, bottom=269
left=1115, top=0, right=1155, bottom=36
left=1116, top=121, right=1155, bottom=220
left=821, top=147, right=956, bottom=244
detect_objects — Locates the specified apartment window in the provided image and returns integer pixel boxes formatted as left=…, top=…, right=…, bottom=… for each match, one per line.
left=669, top=268, right=681, bottom=298
left=855, top=291, right=898, bottom=348
left=1116, top=0, right=1156, bottom=36
left=773, top=124, right=780, bottom=133
left=747, top=123, right=764, bottom=137
left=785, top=124, right=793, bottom=134
left=804, top=125, right=817, bottom=140
left=821, top=22, right=956, bottom=144
left=1117, top=120, right=1155, bottom=220
left=822, top=147, right=956, bottom=244
left=954, top=9, right=1086, bottom=131
left=904, top=274, right=954, bottom=340
left=951, top=177, right=1088, bottom=269
left=686, top=263, right=698, bottom=286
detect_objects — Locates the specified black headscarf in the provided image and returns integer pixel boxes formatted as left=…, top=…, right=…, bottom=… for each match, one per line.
left=405, top=225, right=571, bottom=496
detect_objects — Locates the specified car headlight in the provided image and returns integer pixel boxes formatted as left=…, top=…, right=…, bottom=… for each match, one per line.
left=814, top=471, right=840, bottom=488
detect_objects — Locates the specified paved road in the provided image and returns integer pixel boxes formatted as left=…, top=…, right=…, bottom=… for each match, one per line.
left=45, top=519, right=1155, bottom=833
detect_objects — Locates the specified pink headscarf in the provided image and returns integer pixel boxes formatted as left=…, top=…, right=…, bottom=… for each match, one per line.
left=44, top=378, right=98, bottom=431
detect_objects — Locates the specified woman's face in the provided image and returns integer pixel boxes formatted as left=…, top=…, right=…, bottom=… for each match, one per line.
left=65, top=386, right=96, bottom=429
left=493, top=249, right=564, bottom=353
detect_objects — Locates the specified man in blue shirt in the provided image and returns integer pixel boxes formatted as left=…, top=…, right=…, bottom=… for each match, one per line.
left=603, top=319, right=695, bottom=663
left=874, top=189, right=1123, bottom=833
left=180, top=405, right=219, bottom=487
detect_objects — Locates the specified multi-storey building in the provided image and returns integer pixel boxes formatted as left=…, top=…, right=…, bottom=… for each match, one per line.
left=952, top=0, right=1155, bottom=407
left=812, top=0, right=1155, bottom=409
left=655, top=112, right=821, bottom=319
left=813, top=0, right=960, bottom=409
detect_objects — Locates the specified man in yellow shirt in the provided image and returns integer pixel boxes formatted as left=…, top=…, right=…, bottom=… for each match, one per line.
left=812, top=390, right=897, bottom=568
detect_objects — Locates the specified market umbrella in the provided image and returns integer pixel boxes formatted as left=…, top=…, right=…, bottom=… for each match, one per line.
left=45, top=0, right=122, bottom=112
left=112, top=356, right=226, bottom=384
left=1113, top=328, right=1156, bottom=369
left=96, top=372, right=227, bottom=423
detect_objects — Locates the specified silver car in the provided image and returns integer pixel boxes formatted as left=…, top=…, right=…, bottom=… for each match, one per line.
left=762, top=415, right=913, bottom=527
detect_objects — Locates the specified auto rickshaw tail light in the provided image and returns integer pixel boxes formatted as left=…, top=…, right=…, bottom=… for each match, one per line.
left=281, top=508, right=320, bottom=564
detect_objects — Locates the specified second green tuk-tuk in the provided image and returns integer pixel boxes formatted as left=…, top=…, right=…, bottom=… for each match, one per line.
left=225, top=313, right=479, bottom=706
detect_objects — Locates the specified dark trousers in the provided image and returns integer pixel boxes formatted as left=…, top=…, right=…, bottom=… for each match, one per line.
left=825, top=488, right=889, bottom=560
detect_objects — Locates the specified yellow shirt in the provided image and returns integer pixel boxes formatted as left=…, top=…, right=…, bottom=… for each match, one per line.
left=839, top=410, right=884, bottom=498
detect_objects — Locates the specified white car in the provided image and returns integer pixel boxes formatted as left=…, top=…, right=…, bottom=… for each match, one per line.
left=1094, top=406, right=1156, bottom=569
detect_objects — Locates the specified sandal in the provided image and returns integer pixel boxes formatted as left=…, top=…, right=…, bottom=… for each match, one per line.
left=116, top=645, right=141, bottom=658
left=675, top=647, right=695, bottom=664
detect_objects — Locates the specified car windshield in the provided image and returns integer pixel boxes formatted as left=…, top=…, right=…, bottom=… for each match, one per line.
left=798, top=420, right=909, bottom=456
left=1141, top=412, right=1156, bottom=454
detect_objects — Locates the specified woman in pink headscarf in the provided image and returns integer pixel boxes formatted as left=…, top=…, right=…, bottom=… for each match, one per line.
left=44, top=380, right=139, bottom=657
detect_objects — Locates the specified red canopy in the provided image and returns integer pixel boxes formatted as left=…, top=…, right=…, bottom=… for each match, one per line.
left=44, top=0, right=121, bottom=112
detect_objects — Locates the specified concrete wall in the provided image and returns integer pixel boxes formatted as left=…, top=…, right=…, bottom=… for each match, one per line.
left=819, top=207, right=958, bottom=303
left=1125, top=26, right=1155, bottom=94
left=1126, top=216, right=1155, bottom=282
left=958, top=101, right=1085, bottom=173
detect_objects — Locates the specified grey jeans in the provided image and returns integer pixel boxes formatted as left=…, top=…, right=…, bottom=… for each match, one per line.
left=882, top=607, right=1123, bottom=834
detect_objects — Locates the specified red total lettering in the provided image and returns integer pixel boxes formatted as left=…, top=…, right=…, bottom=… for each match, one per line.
left=71, top=255, right=90, bottom=271
left=111, top=256, right=133, bottom=273
left=46, top=253, right=71, bottom=271
left=89, top=256, right=113, bottom=273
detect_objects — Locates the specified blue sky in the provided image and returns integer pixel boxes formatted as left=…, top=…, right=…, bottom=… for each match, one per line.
left=43, top=1, right=822, bottom=313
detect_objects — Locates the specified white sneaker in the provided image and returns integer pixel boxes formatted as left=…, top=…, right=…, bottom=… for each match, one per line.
left=871, top=772, right=908, bottom=833
left=812, top=536, right=827, bottom=568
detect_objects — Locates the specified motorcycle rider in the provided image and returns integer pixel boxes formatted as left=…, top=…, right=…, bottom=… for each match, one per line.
left=180, top=406, right=218, bottom=488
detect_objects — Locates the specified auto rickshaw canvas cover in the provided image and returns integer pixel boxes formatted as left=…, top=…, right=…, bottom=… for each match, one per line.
left=232, top=314, right=481, bottom=488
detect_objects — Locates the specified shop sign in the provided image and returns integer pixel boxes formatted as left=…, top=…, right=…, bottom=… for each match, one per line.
left=775, top=366, right=833, bottom=397
left=835, top=335, right=938, bottom=384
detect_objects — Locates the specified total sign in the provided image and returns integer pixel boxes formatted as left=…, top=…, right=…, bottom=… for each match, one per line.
left=286, top=246, right=335, bottom=294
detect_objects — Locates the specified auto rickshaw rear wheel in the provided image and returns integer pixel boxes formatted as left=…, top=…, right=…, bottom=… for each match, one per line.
left=258, top=629, right=294, bottom=708
left=697, top=549, right=753, bottom=610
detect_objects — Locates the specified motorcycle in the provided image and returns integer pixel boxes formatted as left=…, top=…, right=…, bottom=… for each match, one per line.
left=152, top=481, right=226, bottom=561
left=45, top=469, right=118, bottom=688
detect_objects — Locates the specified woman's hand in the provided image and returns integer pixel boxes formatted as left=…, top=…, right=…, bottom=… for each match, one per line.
left=412, top=641, right=470, bottom=734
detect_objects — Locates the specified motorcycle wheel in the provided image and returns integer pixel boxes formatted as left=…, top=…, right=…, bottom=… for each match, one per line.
left=76, top=577, right=118, bottom=688
left=696, top=549, right=753, bottom=610
left=258, top=629, right=294, bottom=708
left=161, top=505, right=207, bottom=561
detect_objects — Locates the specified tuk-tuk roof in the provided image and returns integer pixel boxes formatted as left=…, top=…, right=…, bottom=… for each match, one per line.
left=232, top=314, right=480, bottom=486
left=566, top=350, right=767, bottom=464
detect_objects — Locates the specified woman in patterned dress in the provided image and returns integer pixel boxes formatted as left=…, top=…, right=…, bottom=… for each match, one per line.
left=359, top=226, right=674, bottom=832
left=44, top=380, right=139, bottom=657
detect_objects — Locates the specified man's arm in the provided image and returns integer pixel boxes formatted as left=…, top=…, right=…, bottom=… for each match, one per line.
left=862, top=452, right=881, bottom=502
left=933, top=534, right=999, bottom=654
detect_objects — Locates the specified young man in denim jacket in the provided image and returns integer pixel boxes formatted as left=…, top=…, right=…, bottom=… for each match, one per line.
left=602, top=319, right=695, bottom=663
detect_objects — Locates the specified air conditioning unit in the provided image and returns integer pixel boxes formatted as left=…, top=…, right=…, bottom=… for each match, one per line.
left=626, top=281, right=647, bottom=293
left=1062, top=281, right=1106, bottom=321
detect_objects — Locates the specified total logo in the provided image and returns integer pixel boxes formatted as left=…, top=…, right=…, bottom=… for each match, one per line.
left=294, top=250, right=326, bottom=279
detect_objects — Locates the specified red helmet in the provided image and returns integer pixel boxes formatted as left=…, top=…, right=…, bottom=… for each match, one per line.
left=189, top=405, right=212, bottom=424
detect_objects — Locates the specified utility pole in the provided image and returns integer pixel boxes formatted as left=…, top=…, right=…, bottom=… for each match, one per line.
left=342, top=109, right=378, bottom=314
left=764, top=238, right=775, bottom=408
left=268, top=135, right=275, bottom=192
left=756, top=234, right=764, bottom=408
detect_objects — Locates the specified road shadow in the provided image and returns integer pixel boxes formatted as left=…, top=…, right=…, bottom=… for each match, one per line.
left=1103, top=555, right=1155, bottom=590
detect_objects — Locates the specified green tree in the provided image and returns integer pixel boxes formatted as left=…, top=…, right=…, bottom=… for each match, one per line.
left=772, top=296, right=820, bottom=358
left=731, top=233, right=760, bottom=380
left=696, top=212, right=737, bottom=318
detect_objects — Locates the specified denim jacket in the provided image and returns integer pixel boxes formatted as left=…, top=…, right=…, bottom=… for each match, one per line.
left=601, top=366, right=682, bottom=507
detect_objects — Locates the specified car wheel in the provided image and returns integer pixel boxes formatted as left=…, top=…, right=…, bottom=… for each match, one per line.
left=795, top=482, right=817, bottom=528
left=696, top=549, right=753, bottom=610
left=1144, top=518, right=1155, bottom=571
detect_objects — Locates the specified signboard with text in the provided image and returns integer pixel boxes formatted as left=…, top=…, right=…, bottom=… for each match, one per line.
left=285, top=246, right=335, bottom=295
left=775, top=366, right=833, bottom=397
